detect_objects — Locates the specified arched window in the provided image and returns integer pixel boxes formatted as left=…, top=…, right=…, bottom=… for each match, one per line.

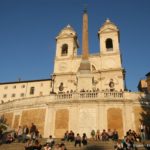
left=106, top=38, right=113, bottom=50
left=61, top=44, right=68, bottom=56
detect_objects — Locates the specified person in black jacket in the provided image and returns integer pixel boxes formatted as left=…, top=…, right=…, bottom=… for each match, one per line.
left=23, top=125, right=29, bottom=143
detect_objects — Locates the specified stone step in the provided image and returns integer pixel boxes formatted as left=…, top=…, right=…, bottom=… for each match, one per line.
left=0, top=140, right=148, bottom=150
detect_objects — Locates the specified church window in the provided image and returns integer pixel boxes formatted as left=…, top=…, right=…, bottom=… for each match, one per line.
left=21, top=85, right=25, bottom=88
left=106, top=38, right=113, bottom=50
left=13, top=85, right=16, bottom=89
left=30, top=87, right=35, bottom=95
left=39, top=91, right=43, bottom=96
left=20, top=93, right=24, bottom=97
left=61, top=44, right=68, bottom=56
left=3, top=94, right=7, bottom=98
left=11, top=93, right=15, bottom=97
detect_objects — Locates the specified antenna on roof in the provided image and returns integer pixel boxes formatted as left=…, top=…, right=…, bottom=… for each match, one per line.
left=18, top=78, right=21, bottom=82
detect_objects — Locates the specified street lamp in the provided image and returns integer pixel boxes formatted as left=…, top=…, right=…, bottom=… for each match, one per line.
left=50, top=74, right=56, bottom=94
left=123, top=69, right=128, bottom=91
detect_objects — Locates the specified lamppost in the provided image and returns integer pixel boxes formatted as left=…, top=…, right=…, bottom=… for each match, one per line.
left=123, top=69, right=128, bottom=91
left=50, top=74, right=56, bottom=94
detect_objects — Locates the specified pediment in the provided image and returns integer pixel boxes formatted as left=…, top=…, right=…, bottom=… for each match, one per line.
left=100, top=27, right=118, bottom=34
left=56, top=33, right=74, bottom=39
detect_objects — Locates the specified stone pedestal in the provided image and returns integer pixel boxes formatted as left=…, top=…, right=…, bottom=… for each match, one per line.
left=77, top=72, right=93, bottom=91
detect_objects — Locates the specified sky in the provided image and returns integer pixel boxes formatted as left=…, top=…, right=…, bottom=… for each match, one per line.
left=0, top=0, right=150, bottom=92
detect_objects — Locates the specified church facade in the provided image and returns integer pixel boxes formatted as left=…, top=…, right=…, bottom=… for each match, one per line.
left=0, top=11, right=150, bottom=138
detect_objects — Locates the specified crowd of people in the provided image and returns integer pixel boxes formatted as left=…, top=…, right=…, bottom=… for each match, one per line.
left=62, top=131, right=88, bottom=147
left=90, top=129, right=119, bottom=141
left=60, top=129, right=119, bottom=148
left=114, top=129, right=141, bottom=150
left=0, top=122, right=67, bottom=150
left=0, top=122, right=150, bottom=150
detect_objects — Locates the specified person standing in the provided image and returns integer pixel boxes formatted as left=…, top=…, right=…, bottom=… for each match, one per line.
left=140, top=122, right=145, bottom=141
left=30, top=123, right=37, bottom=140
left=22, top=125, right=29, bottom=143
left=74, top=133, right=81, bottom=147
left=82, top=133, right=87, bottom=145
left=91, top=129, right=95, bottom=140
left=17, top=126, right=23, bottom=142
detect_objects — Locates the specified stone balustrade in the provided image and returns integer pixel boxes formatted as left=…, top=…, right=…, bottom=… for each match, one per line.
left=0, top=91, right=149, bottom=112
left=55, top=91, right=124, bottom=100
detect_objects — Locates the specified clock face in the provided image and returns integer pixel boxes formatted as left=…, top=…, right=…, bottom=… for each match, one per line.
left=58, top=62, right=67, bottom=71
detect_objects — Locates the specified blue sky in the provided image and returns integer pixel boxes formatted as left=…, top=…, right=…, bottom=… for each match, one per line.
left=0, top=0, right=150, bottom=91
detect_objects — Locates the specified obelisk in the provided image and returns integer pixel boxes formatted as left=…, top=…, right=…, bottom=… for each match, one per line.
left=77, top=9, right=92, bottom=91
left=79, top=9, right=91, bottom=72
left=82, top=9, right=89, bottom=60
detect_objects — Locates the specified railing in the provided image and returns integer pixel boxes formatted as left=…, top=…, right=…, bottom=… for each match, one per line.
left=1, top=92, right=148, bottom=112
left=55, top=91, right=124, bottom=100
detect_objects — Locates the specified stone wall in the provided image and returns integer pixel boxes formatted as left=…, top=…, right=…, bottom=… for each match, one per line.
left=55, top=109, right=69, bottom=138
left=107, top=108, right=123, bottom=138
left=13, top=115, right=20, bottom=130
left=4, top=112, right=13, bottom=127
left=20, top=109, right=46, bottom=136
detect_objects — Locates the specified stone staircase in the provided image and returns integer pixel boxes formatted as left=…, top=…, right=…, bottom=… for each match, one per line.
left=0, top=139, right=148, bottom=150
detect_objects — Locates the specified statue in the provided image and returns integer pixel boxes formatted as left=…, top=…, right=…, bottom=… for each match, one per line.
left=59, top=82, right=64, bottom=91
left=109, top=79, right=115, bottom=92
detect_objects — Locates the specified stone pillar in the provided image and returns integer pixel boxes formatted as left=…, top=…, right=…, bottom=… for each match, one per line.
left=44, top=106, right=54, bottom=138
left=98, top=104, right=105, bottom=130
left=123, top=103, right=135, bottom=133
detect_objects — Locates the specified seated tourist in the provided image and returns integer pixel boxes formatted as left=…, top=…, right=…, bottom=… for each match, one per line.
left=113, top=129, right=119, bottom=141
left=59, top=143, right=67, bottom=150
left=67, top=130, right=74, bottom=142
left=46, top=135, right=55, bottom=147
left=96, top=130, right=101, bottom=141
left=74, top=133, right=81, bottom=147
left=5, top=133, right=14, bottom=144
left=91, top=129, right=95, bottom=140
left=114, top=139, right=123, bottom=150
left=107, top=129, right=113, bottom=140
left=32, top=139, right=42, bottom=150
left=53, top=143, right=60, bottom=150
left=62, top=131, right=68, bottom=141
left=0, top=128, right=2, bottom=140
left=125, top=138, right=132, bottom=150
left=44, top=143, right=52, bottom=150
left=101, top=129, right=108, bottom=141
left=24, top=139, right=33, bottom=150
left=82, top=133, right=87, bottom=145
